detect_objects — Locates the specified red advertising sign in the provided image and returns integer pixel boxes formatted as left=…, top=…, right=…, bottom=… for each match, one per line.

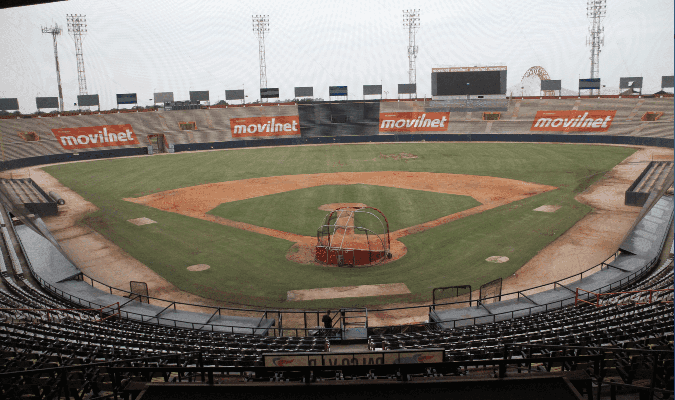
left=230, top=116, right=300, bottom=138
left=379, top=112, right=450, bottom=132
left=530, top=110, right=617, bottom=132
left=52, top=125, right=140, bottom=150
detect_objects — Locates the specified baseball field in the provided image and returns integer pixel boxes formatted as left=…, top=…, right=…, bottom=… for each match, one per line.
left=41, top=142, right=636, bottom=309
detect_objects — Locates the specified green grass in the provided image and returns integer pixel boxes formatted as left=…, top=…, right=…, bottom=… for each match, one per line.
left=42, top=142, right=636, bottom=308
left=207, top=184, right=480, bottom=235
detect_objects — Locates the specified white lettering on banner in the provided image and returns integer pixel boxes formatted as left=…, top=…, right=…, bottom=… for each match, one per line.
left=59, top=129, right=136, bottom=147
left=378, top=112, right=450, bottom=132
left=230, top=116, right=301, bottom=137
left=530, top=110, right=616, bottom=132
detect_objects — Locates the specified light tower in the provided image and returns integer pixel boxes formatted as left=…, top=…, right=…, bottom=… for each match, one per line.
left=67, top=14, right=88, bottom=103
left=403, top=9, right=420, bottom=97
left=252, top=15, right=269, bottom=101
left=586, top=0, right=606, bottom=95
left=42, top=24, right=64, bottom=112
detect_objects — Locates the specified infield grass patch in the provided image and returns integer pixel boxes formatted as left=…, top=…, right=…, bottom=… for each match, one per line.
left=207, top=184, right=480, bottom=235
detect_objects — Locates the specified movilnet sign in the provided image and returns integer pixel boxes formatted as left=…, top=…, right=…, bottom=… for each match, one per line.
left=379, top=112, right=450, bottom=132
left=230, top=116, right=300, bottom=138
left=52, top=125, right=140, bottom=150
left=531, top=110, right=617, bottom=132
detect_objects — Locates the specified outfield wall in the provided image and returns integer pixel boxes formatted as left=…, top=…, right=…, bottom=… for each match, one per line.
left=0, top=97, right=672, bottom=168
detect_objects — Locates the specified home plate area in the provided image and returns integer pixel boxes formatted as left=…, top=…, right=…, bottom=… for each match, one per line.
left=287, top=283, right=410, bottom=301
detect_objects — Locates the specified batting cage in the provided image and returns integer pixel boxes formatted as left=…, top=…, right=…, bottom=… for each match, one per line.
left=432, top=285, right=472, bottom=305
left=479, top=278, right=502, bottom=305
left=129, top=281, right=149, bottom=303
left=315, top=206, right=391, bottom=267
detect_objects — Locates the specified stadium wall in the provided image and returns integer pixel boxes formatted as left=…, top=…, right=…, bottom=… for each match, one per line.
left=0, top=97, right=672, bottom=169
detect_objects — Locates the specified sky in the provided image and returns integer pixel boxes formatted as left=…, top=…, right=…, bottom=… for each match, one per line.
left=0, top=0, right=673, bottom=112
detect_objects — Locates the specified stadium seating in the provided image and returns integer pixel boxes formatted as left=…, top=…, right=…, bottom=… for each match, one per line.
left=0, top=98, right=672, bottom=399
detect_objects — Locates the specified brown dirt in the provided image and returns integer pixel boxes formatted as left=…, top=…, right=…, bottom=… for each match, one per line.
left=8, top=144, right=671, bottom=328
left=287, top=283, right=411, bottom=302
left=318, top=203, right=367, bottom=211
left=124, top=172, right=554, bottom=267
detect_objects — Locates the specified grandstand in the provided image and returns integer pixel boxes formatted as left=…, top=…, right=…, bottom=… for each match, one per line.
left=0, top=94, right=672, bottom=399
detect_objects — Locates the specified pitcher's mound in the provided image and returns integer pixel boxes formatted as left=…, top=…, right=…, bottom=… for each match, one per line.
left=318, top=203, right=367, bottom=211
left=187, top=264, right=211, bottom=271
left=486, top=256, right=509, bottom=263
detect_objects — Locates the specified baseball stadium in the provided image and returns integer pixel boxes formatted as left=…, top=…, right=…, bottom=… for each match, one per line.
left=0, top=1, right=673, bottom=399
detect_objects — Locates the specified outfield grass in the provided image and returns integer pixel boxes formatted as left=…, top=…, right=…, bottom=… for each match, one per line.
left=207, top=184, right=481, bottom=235
left=42, top=143, right=636, bottom=308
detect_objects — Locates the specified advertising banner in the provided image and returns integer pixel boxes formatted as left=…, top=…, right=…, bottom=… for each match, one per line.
left=329, top=86, right=348, bottom=96
left=619, top=77, right=643, bottom=89
left=530, top=110, right=617, bottom=132
left=260, top=88, right=280, bottom=99
left=189, top=90, right=209, bottom=102
left=230, top=116, right=300, bottom=138
left=116, top=93, right=138, bottom=105
left=36, top=97, right=59, bottom=109
left=398, top=83, right=416, bottom=94
left=379, top=112, right=450, bottom=132
left=154, top=92, right=174, bottom=103
left=294, top=87, right=313, bottom=97
left=541, top=80, right=561, bottom=91
left=263, top=350, right=442, bottom=367
left=225, top=90, right=245, bottom=100
left=363, top=85, right=382, bottom=95
left=52, top=124, right=140, bottom=150
left=579, top=78, right=600, bottom=89
left=78, top=94, right=99, bottom=107
left=384, top=351, right=443, bottom=364
left=662, top=76, right=674, bottom=88
left=323, top=353, right=385, bottom=367
left=0, top=98, right=19, bottom=111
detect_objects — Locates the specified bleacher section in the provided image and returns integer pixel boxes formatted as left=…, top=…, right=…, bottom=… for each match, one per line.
left=0, top=97, right=672, bottom=164
left=625, top=161, right=674, bottom=206
left=0, top=179, right=57, bottom=217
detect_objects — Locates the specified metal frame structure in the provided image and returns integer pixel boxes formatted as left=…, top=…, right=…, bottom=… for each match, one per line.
left=41, top=24, right=64, bottom=112
left=522, top=66, right=556, bottom=96
left=252, top=15, right=269, bottom=101
left=586, top=0, right=606, bottom=95
left=403, top=9, right=420, bottom=98
left=432, top=285, right=472, bottom=305
left=67, top=14, right=88, bottom=104
left=316, top=206, right=391, bottom=267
